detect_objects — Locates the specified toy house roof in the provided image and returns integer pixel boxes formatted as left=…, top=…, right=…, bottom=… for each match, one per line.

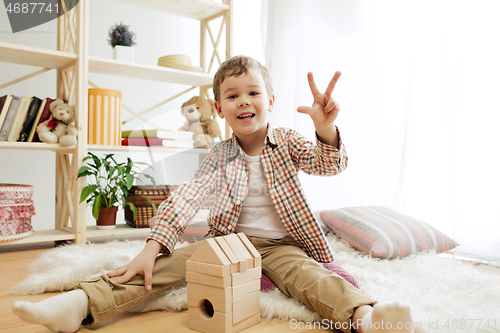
left=188, top=233, right=260, bottom=273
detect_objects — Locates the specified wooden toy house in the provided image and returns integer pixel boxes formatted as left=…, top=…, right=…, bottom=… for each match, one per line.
left=186, top=233, right=261, bottom=333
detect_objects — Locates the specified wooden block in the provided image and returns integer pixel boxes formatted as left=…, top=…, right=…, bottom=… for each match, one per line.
left=223, top=234, right=253, bottom=272
left=186, top=271, right=230, bottom=288
left=189, top=238, right=231, bottom=267
left=188, top=283, right=232, bottom=313
left=231, top=266, right=261, bottom=287
left=232, top=279, right=260, bottom=299
left=232, top=291, right=260, bottom=324
left=253, top=256, right=262, bottom=269
left=237, top=233, right=262, bottom=268
left=214, top=236, right=240, bottom=274
left=214, top=236, right=239, bottom=264
left=189, top=306, right=232, bottom=333
left=233, top=313, right=261, bottom=333
left=186, top=260, right=230, bottom=277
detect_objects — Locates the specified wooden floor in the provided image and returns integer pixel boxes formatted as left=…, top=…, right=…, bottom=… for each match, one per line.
left=2, top=242, right=500, bottom=333
left=0, top=241, right=329, bottom=333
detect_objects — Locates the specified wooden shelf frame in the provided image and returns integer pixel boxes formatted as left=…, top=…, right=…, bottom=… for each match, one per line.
left=0, top=0, right=232, bottom=247
left=89, top=144, right=209, bottom=153
left=0, top=141, right=75, bottom=152
left=0, top=41, right=77, bottom=69
left=89, top=0, right=233, bottom=135
left=110, top=0, right=229, bottom=20
left=88, top=56, right=214, bottom=86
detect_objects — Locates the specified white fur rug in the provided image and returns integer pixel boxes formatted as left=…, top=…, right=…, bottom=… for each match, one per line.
left=10, top=235, right=500, bottom=333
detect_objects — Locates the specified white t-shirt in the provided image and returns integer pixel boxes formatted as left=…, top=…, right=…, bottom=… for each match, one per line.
left=235, top=152, right=290, bottom=239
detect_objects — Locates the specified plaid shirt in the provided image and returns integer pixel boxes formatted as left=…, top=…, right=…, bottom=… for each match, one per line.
left=148, top=124, right=348, bottom=262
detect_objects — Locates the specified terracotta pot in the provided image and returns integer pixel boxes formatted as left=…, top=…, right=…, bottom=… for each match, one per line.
left=96, top=206, right=118, bottom=230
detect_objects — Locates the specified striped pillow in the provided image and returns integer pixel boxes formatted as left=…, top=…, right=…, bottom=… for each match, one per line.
left=319, top=206, right=459, bottom=259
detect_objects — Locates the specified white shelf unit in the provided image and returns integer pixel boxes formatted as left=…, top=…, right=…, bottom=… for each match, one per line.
left=0, top=0, right=232, bottom=247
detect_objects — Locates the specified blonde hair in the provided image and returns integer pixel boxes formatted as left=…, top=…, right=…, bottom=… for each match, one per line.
left=213, top=55, right=273, bottom=102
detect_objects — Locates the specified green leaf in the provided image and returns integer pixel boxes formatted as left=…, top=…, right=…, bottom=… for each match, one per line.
left=77, top=166, right=92, bottom=177
left=143, top=174, right=156, bottom=187
left=92, top=194, right=103, bottom=219
left=126, top=174, right=134, bottom=189
left=116, top=165, right=125, bottom=177
left=90, top=152, right=102, bottom=169
left=127, top=202, right=137, bottom=221
left=77, top=171, right=94, bottom=178
left=145, top=196, right=158, bottom=213
left=133, top=161, right=151, bottom=167
left=107, top=154, right=118, bottom=165
left=79, top=185, right=98, bottom=203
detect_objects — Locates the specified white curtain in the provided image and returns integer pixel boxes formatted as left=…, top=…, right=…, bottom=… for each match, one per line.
left=261, top=0, right=500, bottom=265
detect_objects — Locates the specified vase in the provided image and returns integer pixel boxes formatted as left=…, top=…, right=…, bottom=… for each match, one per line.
left=113, top=45, right=134, bottom=62
left=96, top=206, right=118, bottom=230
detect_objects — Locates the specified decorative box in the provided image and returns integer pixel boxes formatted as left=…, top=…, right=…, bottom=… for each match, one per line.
left=124, top=185, right=178, bottom=228
left=0, top=184, right=36, bottom=241
left=88, top=88, right=122, bottom=146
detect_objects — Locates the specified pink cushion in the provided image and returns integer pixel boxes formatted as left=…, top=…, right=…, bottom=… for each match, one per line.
left=319, top=206, right=459, bottom=259
left=260, top=261, right=359, bottom=292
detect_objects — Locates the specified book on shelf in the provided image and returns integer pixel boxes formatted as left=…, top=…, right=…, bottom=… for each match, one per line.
left=0, top=95, right=21, bottom=141
left=29, top=97, right=54, bottom=142
left=0, top=95, right=13, bottom=132
left=19, top=97, right=42, bottom=142
left=7, top=96, right=32, bottom=142
left=121, top=137, right=195, bottom=148
left=122, top=129, right=193, bottom=140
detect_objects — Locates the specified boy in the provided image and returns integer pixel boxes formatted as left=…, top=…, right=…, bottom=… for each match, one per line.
left=13, top=56, right=414, bottom=333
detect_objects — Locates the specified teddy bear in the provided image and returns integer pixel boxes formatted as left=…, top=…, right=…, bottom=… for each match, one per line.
left=179, top=96, right=222, bottom=148
left=36, top=99, right=78, bottom=147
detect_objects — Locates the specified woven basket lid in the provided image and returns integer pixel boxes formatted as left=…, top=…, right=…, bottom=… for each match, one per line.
left=158, top=54, right=203, bottom=72
left=158, top=54, right=191, bottom=66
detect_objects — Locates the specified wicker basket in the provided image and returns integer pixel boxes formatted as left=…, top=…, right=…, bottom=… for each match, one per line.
left=124, top=185, right=178, bottom=228
left=0, top=184, right=36, bottom=241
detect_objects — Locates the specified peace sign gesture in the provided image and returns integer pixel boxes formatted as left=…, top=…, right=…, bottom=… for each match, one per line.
left=297, top=71, right=341, bottom=128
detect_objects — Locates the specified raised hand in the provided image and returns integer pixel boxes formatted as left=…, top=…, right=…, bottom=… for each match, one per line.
left=297, top=71, right=341, bottom=128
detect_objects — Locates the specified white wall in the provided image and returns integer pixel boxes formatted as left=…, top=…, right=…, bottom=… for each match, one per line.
left=0, top=0, right=264, bottom=229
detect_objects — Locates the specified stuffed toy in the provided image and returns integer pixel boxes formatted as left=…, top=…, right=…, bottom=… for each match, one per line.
left=179, top=96, right=222, bottom=148
left=36, top=99, right=78, bottom=147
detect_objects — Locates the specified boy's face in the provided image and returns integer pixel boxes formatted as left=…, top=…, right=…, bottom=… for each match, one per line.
left=215, top=68, right=274, bottom=141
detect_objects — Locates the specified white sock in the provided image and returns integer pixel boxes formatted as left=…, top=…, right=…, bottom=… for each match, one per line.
left=362, top=301, right=414, bottom=333
left=12, top=289, right=89, bottom=332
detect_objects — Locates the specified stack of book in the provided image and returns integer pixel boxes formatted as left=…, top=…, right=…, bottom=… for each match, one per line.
left=0, top=95, right=56, bottom=143
left=121, top=129, right=195, bottom=148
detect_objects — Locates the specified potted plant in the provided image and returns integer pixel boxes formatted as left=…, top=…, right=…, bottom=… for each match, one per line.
left=108, top=21, right=137, bottom=62
left=77, top=152, right=156, bottom=229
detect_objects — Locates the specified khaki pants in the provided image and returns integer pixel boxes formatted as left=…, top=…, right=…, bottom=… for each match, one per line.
left=78, top=237, right=375, bottom=332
